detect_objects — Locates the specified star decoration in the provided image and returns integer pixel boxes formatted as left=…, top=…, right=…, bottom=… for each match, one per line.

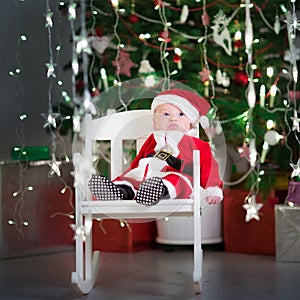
left=243, top=196, right=263, bottom=222
left=72, top=112, right=81, bottom=133
left=68, top=3, right=77, bottom=20
left=72, top=54, right=79, bottom=75
left=237, top=142, right=250, bottom=159
left=41, top=112, right=60, bottom=128
left=70, top=224, right=87, bottom=241
left=44, top=9, right=53, bottom=28
left=45, top=62, right=56, bottom=78
left=291, top=110, right=300, bottom=132
left=73, top=153, right=96, bottom=189
left=290, top=159, right=300, bottom=178
left=70, top=214, right=92, bottom=242
left=112, top=51, right=137, bottom=77
left=48, top=154, right=62, bottom=177
left=75, top=36, right=92, bottom=54
left=199, top=68, right=211, bottom=82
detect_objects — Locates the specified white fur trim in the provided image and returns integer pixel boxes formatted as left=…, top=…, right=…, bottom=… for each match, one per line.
left=152, top=94, right=200, bottom=124
left=153, top=131, right=184, bottom=156
left=203, top=187, right=223, bottom=200
left=200, top=116, right=209, bottom=129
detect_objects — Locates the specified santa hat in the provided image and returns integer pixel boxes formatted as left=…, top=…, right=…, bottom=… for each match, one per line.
left=151, top=88, right=211, bottom=129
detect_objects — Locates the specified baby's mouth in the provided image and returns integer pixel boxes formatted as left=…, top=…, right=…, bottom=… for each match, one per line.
left=168, top=124, right=178, bottom=130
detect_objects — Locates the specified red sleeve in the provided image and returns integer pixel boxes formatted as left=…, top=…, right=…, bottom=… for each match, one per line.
left=196, top=139, right=223, bottom=189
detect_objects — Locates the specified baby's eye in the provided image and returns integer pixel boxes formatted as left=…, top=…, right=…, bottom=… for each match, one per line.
left=163, top=112, right=170, bottom=116
left=179, top=112, right=185, bottom=116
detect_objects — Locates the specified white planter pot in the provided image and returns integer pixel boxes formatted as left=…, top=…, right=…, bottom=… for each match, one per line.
left=156, top=202, right=223, bottom=245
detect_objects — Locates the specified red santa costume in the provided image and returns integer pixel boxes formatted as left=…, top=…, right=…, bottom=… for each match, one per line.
left=89, top=89, right=223, bottom=205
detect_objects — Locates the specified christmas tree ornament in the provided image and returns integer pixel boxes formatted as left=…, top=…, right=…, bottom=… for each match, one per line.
left=234, top=39, right=243, bottom=52
left=291, top=110, right=300, bottom=132
left=264, top=130, right=283, bottom=146
left=199, top=68, right=211, bottom=82
left=45, top=62, right=56, bottom=78
left=159, top=30, right=171, bottom=43
left=201, top=11, right=210, bottom=26
left=247, top=81, right=256, bottom=108
left=244, top=0, right=253, bottom=57
left=243, top=195, right=263, bottom=222
left=179, top=5, right=189, bottom=24
left=138, top=59, right=155, bottom=73
left=112, top=51, right=137, bottom=77
left=67, top=2, right=76, bottom=20
left=211, top=10, right=232, bottom=56
left=290, top=159, right=300, bottom=178
left=91, top=36, right=110, bottom=55
left=94, top=26, right=102, bottom=37
left=222, top=72, right=230, bottom=87
left=214, top=120, right=223, bottom=135
left=238, top=142, right=250, bottom=159
left=48, top=153, right=62, bottom=177
left=234, top=70, right=248, bottom=86
left=45, top=8, right=53, bottom=28
left=128, top=14, right=139, bottom=24
left=249, top=138, right=257, bottom=167
left=254, top=68, right=262, bottom=78
left=41, top=112, right=60, bottom=128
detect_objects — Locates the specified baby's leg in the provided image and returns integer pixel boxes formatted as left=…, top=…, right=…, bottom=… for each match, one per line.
left=136, top=177, right=169, bottom=206
left=88, top=175, right=134, bottom=200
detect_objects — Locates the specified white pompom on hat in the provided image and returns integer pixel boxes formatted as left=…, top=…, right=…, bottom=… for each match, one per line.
left=151, top=88, right=211, bottom=129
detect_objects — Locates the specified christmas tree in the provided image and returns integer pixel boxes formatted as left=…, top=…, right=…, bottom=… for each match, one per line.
left=58, top=0, right=300, bottom=205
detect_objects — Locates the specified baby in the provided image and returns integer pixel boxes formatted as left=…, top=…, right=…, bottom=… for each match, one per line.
left=89, top=88, right=223, bottom=206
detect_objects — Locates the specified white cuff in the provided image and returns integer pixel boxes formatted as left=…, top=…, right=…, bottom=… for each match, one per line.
left=203, top=187, right=223, bottom=200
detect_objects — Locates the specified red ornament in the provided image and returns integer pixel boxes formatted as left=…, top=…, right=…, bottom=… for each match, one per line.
left=128, top=14, right=139, bottom=24
left=154, top=0, right=164, bottom=8
left=173, top=53, right=181, bottom=63
left=234, top=39, right=243, bottom=49
left=91, top=88, right=100, bottom=98
left=234, top=71, right=248, bottom=86
left=159, top=30, right=171, bottom=43
left=254, top=69, right=262, bottom=79
left=201, top=12, right=210, bottom=26
left=94, top=26, right=102, bottom=37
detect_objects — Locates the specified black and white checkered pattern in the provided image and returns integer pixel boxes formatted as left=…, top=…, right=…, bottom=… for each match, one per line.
left=136, top=177, right=165, bottom=206
left=88, top=175, right=124, bottom=200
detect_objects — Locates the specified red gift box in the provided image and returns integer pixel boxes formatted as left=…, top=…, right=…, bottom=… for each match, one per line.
left=92, top=219, right=157, bottom=253
left=223, top=189, right=276, bottom=255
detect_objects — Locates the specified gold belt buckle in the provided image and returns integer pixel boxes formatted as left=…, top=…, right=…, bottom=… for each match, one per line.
left=154, top=150, right=172, bottom=161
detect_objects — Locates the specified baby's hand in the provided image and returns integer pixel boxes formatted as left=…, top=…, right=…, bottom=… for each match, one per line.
left=205, top=195, right=222, bottom=205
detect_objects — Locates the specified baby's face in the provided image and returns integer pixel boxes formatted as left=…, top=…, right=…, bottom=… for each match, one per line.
left=153, top=103, right=192, bottom=132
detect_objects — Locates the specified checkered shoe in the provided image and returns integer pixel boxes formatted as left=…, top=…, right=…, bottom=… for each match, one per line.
left=88, top=175, right=124, bottom=200
left=136, top=177, right=166, bottom=206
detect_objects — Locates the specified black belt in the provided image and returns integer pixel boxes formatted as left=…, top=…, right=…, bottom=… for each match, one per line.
left=152, top=150, right=182, bottom=171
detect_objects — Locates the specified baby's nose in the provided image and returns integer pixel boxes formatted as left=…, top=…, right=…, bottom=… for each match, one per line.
left=170, top=114, right=178, bottom=120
